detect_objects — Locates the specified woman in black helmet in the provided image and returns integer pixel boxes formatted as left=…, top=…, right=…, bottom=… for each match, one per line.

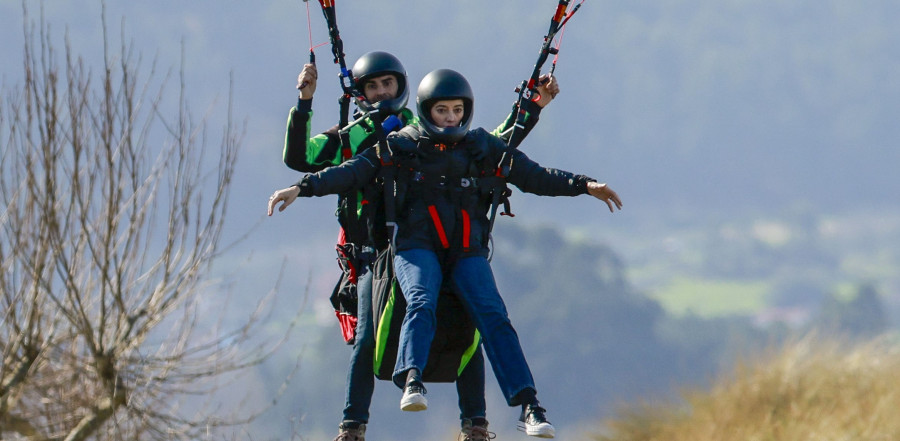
left=269, top=68, right=621, bottom=438
left=389, top=69, right=619, bottom=439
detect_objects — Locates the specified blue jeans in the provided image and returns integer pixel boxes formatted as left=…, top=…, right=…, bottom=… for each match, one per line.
left=343, top=254, right=486, bottom=423
left=342, top=265, right=376, bottom=423
left=393, top=248, right=536, bottom=406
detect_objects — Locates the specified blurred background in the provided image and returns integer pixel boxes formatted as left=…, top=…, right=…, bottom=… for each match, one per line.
left=2, top=0, right=898, bottom=439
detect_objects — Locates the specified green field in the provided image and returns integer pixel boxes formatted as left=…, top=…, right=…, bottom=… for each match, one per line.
left=648, top=277, right=771, bottom=318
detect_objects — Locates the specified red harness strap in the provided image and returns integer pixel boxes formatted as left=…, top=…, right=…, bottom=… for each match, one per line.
left=461, top=209, right=471, bottom=250
left=427, top=205, right=450, bottom=249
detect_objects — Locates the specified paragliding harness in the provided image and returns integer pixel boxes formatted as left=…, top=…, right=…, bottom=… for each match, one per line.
left=488, top=0, right=585, bottom=237
left=369, top=129, right=486, bottom=382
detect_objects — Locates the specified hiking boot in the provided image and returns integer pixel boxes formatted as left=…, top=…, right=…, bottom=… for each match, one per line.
left=458, top=418, right=496, bottom=441
left=400, top=380, right=428, bottom=411
left=333, top=421, right=366, bottom=441
left=517, top=404, right=555, bottom=438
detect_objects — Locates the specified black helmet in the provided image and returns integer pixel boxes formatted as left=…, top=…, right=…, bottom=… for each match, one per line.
left=416, top=69, right=474, bottom=144
left=351, top=51, right=409, bottom=114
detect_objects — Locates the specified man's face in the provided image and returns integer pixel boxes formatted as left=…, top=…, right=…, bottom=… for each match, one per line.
left=361, top=74, right=399, bottom=103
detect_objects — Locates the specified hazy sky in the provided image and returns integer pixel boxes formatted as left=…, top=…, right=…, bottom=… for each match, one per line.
left=4, top=1, right=900, bottom=439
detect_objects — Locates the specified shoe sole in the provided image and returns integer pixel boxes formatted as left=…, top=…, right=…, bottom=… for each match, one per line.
left=400, top=394, right=427, bottom=412
left=517, top=422, right=555, bottom=438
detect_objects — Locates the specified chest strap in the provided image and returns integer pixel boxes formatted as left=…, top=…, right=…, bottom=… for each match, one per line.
left=411, top=172, right=482, bottom=189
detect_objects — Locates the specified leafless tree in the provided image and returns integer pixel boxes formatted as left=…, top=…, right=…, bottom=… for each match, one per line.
left=1, top=4, right=285, bottom=440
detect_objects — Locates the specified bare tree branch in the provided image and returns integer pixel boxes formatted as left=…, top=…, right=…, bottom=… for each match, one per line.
left=0, top=3, right=289, bottom=440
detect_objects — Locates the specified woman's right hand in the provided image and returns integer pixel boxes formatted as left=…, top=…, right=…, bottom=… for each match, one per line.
left=267, top=185, right=301, bottom=216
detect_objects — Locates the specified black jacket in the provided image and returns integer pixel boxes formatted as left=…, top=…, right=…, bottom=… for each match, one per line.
left=296, top=124, right=596, bottom=259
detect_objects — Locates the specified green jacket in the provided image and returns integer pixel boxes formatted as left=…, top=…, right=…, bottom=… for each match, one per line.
left=283, top=98, right=417, bottom=243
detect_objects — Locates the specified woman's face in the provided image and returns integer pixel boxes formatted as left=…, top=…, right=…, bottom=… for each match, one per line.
left=429, top=99, right=465, bottom=128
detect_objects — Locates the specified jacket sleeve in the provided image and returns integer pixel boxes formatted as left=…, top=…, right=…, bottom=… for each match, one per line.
left=502, top=138, right=596, bottom=197
left=294, top=147, right=381, bottom=197
left=490, top=99, right=543, bottom=144
left=282, top=98, right=344, bottom=172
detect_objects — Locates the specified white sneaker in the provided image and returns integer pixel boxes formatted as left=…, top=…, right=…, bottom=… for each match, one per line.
left=400, top=381, right=428, bottom=411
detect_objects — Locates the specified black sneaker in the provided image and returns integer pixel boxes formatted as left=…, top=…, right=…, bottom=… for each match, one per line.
left=458, top=418, right=495, bottom=441
left=400, top=380, right=428, bottom=411
left=517, top=404, right=555, bottom=438
left=333, top=421, right=366, bottom=441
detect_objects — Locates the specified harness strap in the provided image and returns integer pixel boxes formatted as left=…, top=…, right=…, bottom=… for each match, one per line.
left=461, top=209, right=471, bottom=250
left=413, top=173, right=481, bottom=189
left=427, top=205, right=451, bottom=249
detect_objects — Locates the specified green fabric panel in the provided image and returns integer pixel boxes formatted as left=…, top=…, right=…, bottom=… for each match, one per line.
left=342, top=123, right=372, bottom=164
left=457, top=330, right=482, bottom=376
left=373, top=280, right=399, bottom=377
left=305, top=126, right=336, bottom=167
left=400, top=108, right=418, bottom=127
left=490, top=108, right=531, bottom=140
left=282, top=107, right=341, bottom=168
left=491, top=110, right=516, bottom=138
left=355, top=190, right=364, bottom=219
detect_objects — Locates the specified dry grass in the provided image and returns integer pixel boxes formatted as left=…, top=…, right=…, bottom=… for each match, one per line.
left=593, top=334, right=900, bottom=441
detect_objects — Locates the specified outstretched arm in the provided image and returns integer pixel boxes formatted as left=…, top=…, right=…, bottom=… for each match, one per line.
left=586, top=181, right=623, bottom=213
left=268, top=147, right=381, bottom=216
left=503, top=145, right=623, bottom=213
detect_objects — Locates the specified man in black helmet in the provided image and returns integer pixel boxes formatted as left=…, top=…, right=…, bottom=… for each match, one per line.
left=269, top=68, right=621, bottom=439
left=279, top=52, right=560, bottom=441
